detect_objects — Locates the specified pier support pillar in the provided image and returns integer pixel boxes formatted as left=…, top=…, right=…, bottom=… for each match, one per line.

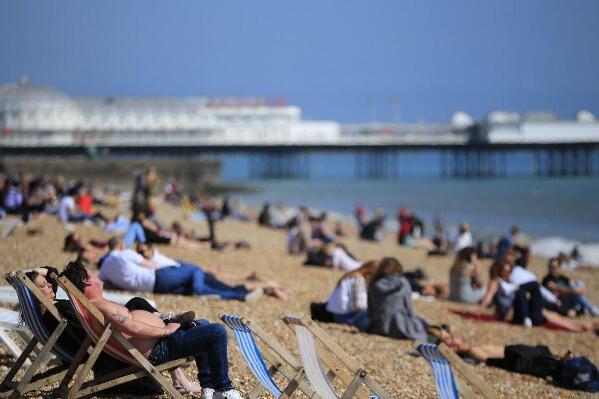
left=248, top=151, right=310, bottom=179
left=355, top=150, right=399, bottom=179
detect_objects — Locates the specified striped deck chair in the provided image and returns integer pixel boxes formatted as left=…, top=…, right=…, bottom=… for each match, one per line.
left=54, top=274, right=192, bottom=399
left=0, top=307, right=33, bottom=365
left=416, top=343, right=498, bottom=399
left=282, top=315, right=388, bottom=399
left=220, top=313, right=318, bottom=399
left=0, top=272, right=75, bottom=398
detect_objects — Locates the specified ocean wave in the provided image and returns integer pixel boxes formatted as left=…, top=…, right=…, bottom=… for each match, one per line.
left=530, top=237, right=599, bottom=267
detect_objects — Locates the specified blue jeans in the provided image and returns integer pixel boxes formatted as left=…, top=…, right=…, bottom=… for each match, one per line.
left=149, top=320, right=233, bottom=391
left=333, top=310, right=369, bottom=332
left=178, top=261, right=248, bottom=300
left=123, top=222, right=146, bottom=248
left=154, top=264, right=248, bottom=300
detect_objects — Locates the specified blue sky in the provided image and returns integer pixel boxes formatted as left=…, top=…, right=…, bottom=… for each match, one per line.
left=1, top=1, right=598, bottom=122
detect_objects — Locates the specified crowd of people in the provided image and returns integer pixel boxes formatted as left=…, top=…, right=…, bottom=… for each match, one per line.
left=5, top=169, right=599, bottom=396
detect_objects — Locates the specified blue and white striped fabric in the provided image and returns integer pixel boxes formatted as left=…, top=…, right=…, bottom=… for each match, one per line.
left=220, top=314, right=282, bottom=398
left=7, top=275, right=73, bottom=363
left=417, top=343, right=459, bottom=399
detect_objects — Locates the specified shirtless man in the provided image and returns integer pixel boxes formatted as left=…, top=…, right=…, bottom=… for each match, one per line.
left=61, top=261, right=244, bottom=399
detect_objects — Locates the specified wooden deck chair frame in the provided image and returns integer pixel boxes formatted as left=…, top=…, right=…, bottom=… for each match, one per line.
left=0, top=272, right=75, bottom=398
left=55, top=274, right=192, bottom=399
left=281, top=314, right=388, bottom=399
left=415, top=342, right=498, bottom=399
left=0, top=307, right=37, bottom=367
left=219, top=313, right=319, bottom=399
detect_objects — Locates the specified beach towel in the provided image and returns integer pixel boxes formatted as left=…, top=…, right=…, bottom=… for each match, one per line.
left=450, top=310, right=571, bottom=332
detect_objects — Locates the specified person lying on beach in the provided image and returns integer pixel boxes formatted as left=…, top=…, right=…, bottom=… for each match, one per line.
left=558, top=251, right=593, bottom=272
left=170, top=221, right=246, bottom=251
left=433, top=328, right=599, bottom=393
left=123, top=209, right=210, bottom=251
left=477, top=259, right=599, bottom=332
left=304, top=243, right=362, bottom=271
left=100, top=236, right=281, bottom=302
left=135, top=242, right=288, bottom=301
left=61, top=261, right=246, bottom=399
left=11, top=266, right=202, bottom=396
left=63, top=233, right=108, bottom=265
left=403, top=269, right=449, bottom=300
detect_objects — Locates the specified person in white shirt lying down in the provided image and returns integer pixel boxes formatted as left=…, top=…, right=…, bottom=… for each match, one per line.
left=99, top=237, right=287, bottom=301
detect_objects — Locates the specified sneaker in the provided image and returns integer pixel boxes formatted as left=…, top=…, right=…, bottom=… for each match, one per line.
left=202, top=387, right=216, bottom=399
left=244, top=288, right=263, bottom=303
left=215, top=389, right=244, bottom=399
left=524, top=317, right=533, bottom=328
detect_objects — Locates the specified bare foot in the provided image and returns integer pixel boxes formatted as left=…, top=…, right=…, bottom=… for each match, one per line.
left=245, top=271, right=259, bottom=281
left=264, top=286, right=288, bottom=302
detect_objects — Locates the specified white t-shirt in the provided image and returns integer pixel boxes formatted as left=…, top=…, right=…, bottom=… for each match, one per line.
left=99, top=249, right=156, bottom=292
left=509, top=265, right=536, bottom=286
left=332, top=248, right=362, bottom=272
left=326, top=275, right=367, bottom=314
left=510, top=265, right=557, bottom=304
left=58, top=196, right=76, bottom=223
left=453, top=231, right=473, bottom=252
left=151, top=248, right=180, bottom=269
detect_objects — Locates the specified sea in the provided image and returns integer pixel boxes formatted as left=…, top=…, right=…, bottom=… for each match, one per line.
left=217, top=150, right=599, bottom=265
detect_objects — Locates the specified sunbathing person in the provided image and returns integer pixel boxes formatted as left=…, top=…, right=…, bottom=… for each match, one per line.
left=63, top=233, right=107, bottom=265
left=13, top=267, right=201, bottom=396
left=135, top=242, right=288, bottom=301
left=170, top=221, right=245, bottom=251
left=123, top=209, right=210, bottom=250
left=61, top=261, right=245, bottom=399
left=403, top=269, right=449, bottom=300
left=304, top=243, right=362, bottom=271
left=100, top=237, right=270, bottom=302
left=433, top=329, right=599, bottom=393
left=477, top=260, right=599, bottom=332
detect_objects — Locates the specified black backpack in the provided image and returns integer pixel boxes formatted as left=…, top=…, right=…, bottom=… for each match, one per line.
left=310, top=301, right=334, bottom=323
left=560, top=356, right=599, bottom=392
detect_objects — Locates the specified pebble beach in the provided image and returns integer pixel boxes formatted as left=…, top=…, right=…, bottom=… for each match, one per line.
left=1, top=201, right=598, bottom=398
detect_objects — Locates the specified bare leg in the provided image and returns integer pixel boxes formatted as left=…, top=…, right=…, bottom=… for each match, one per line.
left=542, top=309, right=591, bottom=332
left=243, top=280, right=288, bottom=301
left=169, top=367, right=201, bottom=394
left=171, top=234, right=211, bottom=250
